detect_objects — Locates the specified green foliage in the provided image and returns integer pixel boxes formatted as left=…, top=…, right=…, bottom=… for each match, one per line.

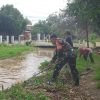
left=39, top=60, right=49, bottom=70
left=46, top=14, right=61, bottom=34
left=89, top=33, right=99, bottom=43
left=89, top=33, right=97, bottom=40
left=0, top=80, right=49, bottom=99
left=32, top=20, right=50, bottom=35
left=0, top=84, right=36, bottom=100
left=96, top=82, right=100, bottom=89
left=36, top=92, right=49, bottom=100
left=0, top=44, right=32, bottom=59
left=33, top=77, right=42, bottom=86
left=0, top=5, right=27, bottom=35
left=32, top=14, right=61, bottom=36
left=32, top=0, right=100, bottom=38
left=65, top=0, right=100, bottom=35
left=76, top=59, right=87, bottom=72
left=94, top=72, right=100, bottom=80
left=0, top=14, right=16, bottom=35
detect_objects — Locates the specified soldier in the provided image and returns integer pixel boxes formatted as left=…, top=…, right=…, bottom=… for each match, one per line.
left=48, top=34, right=79, bottom=86
left=65, top=31, right=73, bottom=47
left=78, top=47, right=94, bottom=63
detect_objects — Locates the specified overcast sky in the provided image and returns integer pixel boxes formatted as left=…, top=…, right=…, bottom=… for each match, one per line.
left=0, top=0, right=67, bottom=24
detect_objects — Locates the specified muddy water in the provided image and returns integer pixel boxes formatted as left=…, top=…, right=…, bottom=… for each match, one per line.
left=0, top=48, right=54, bottom=90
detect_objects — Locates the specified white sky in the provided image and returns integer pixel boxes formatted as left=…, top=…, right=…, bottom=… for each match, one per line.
left=0, top=0, right=67, bottom=25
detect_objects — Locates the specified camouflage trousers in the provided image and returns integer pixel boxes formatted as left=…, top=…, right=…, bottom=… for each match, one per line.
left=51, top=55, right=79, bottom=86
left=83, top=53, right=94, bottom=63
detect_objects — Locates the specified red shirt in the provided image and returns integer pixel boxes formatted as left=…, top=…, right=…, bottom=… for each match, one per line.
left=79, top=47, right=92, bottom=55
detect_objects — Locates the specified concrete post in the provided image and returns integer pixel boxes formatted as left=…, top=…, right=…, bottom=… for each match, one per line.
left=82, top=40, right=85, bottom=46
left=18, top=35, right=21, bottom=43
left=48, top=34, right=50, bottom=41
left=11, top=36, right=14, bottom=44
left=29, top=33, right=32, bottom=41
left=0, top=35, right=2, bottom=43
left=6, top=35, right=9, bottom=44
left=37, top=33, right=40, bottom=41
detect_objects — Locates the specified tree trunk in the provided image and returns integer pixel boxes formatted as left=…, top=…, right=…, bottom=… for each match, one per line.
left=85, top=21, right=89, bottom=48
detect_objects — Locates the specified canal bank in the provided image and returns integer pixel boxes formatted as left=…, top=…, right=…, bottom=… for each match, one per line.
left=0, top=46, right=100, bottom=100
left=0, top=47, right=53, bottom=90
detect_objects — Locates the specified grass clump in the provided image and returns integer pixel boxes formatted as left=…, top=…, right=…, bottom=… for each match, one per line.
left=0, top=44, right=32, bottom=59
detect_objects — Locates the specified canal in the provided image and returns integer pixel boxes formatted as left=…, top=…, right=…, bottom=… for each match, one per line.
left=0, top=48, right=54, bottom=90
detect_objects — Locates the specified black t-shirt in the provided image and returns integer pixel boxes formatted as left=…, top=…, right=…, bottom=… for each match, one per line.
left=66, top=35, right=73, bottom=47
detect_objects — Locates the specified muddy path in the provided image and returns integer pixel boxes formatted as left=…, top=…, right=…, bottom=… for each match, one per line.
left=63, top=71, right=100, bottom=100
left=79, top=72, right=100, bottom=100
left=28, top=70, right=100, bottom=100
left=61, top=70, right=100, bottom=100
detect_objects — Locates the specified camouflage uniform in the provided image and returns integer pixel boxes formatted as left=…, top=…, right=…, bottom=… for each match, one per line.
left=51, top=38, right=79, bottom=86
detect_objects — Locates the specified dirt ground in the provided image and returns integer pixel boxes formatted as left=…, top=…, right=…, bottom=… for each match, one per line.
left=66, top=71, right=100, bottom=100
left=48, top=70, right=100, bottom=100
left=80, top=74, right=100, bottom=100
left=26, top=69, right=100, bottom=100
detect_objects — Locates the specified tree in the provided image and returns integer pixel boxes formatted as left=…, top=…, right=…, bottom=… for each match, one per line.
left=46, top=13, right=61, bottom=35
left=0, top=5, right=27, bottom=36
left=64, top=0, right=100, bottom=47
left=25, top=18, right=32, bottom=25
left=0, top=14, right=16, bottom=35
left=32, top=20, right=50, bottom=35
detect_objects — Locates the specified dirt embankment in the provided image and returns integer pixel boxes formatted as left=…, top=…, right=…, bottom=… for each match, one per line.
left=25, top=70, right=100, bottom=100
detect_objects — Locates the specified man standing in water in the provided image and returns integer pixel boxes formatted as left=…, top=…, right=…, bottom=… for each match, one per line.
left=48, top=34, right=79, bottom=86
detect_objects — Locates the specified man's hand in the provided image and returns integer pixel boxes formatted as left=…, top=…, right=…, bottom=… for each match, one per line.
left=48, top=60, right=55, bottom=67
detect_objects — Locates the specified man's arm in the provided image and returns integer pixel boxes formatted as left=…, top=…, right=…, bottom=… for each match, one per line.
left=48, top=50, right=58, bottom=67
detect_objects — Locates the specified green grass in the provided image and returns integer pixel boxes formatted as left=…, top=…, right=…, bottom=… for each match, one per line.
left=0, top=83, right=50, bottom=100
left=0, top=52, right=100, bottom=99
left=92, top=54, right=100, bottom=88
left=0, top=84, right=37, bottom=100
left=77, top=53, right=100, bottom=88
left=96, top=81, right=100, bottom=89
left=39, top=53, right=100, bottom=89
left=0, top=44, right=32, bottom=59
